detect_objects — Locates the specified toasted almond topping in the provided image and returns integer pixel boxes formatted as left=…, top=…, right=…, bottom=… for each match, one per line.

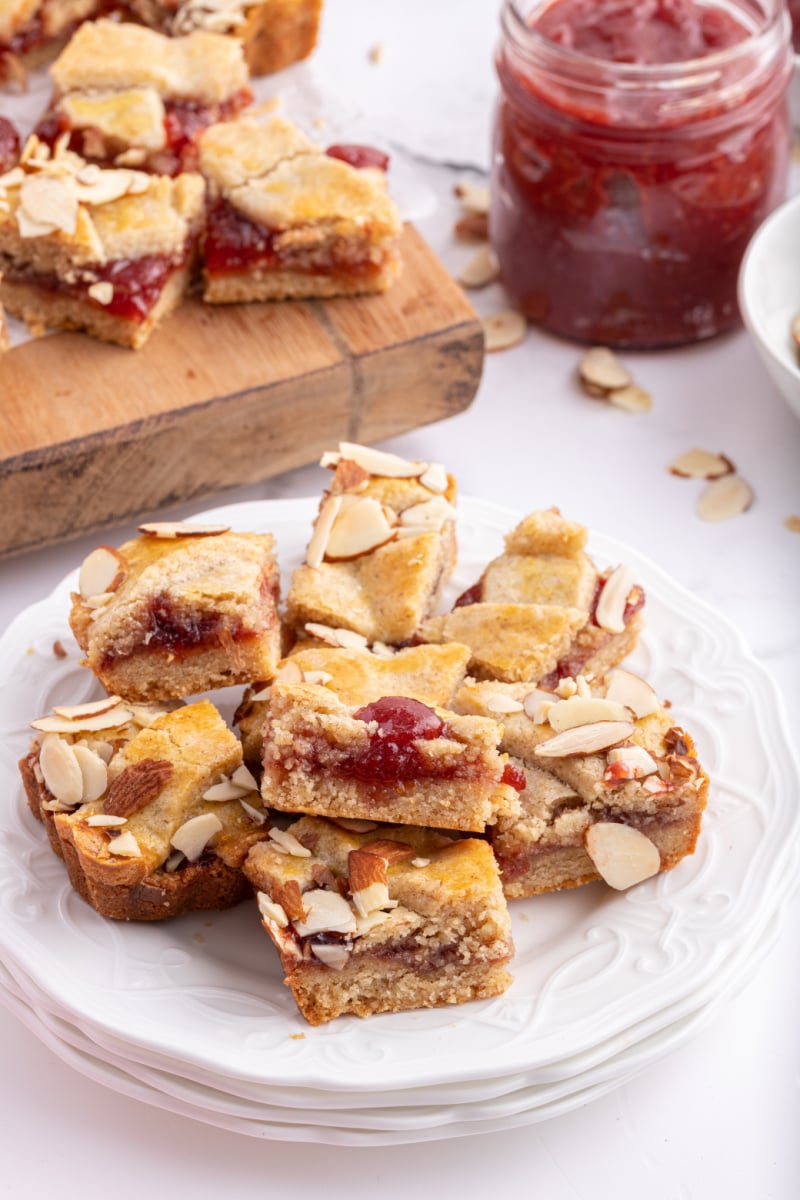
left=128, top=702, right=173, bottom=728
left=87, top=740, right=114, bottom=763
left=584, top=822, right=661, bottom=889
left=696, top=474, right=754, bottom=522
left=370, top=641, right=395, bottom=659
left=609, top=384, right=652, bottom=413
left=31, top=703, right=134, bottom=734
left=306, top=494, right=342, bottom=568
left=257, top=893, right=289, bottom=929
left=88, top=281, right=114, bottom=305
left=310, top=943, right=350, bottom=970
left=454, top=180, right=490, bottom=214
left=333, top=628, right=370, bottom=651
left=454, top=212, right=489, bottom=241
left=606, top=745, right=659, bottom=778
left=361, top=838, right=416, bottom=866
left=276, top=660, right=304, bottom=684
left=534, top=720, right=636, bottom=758
left=304, top=622, right=341, bottom=647
left=605, top=669, right=660, bottom=719
left=18, top=174, right=78, bottom=237
left=231, top=763, right=258, bottom=791
left=85, top=813, right=127, bottom=827
left=484, top=693, right=525, bottom=714
left=165, top=850, right=185, bottom=872
left=303, top=670, right=333, bottom=686
left=52, top=695, right=124, bottom=721
left=578, top=347, right=632, bottom=396
left=268, top=827, right=312, bottom=857
left=348, top=847, right=388, bottom=893
left=556, top=677, right=578, bottom=699
left=355, top=909, right=392, bottom=935
left=240, top=798, right=267, bottom=824
left=104, top=758, right=173, bottom=817
left=668, top=449, right=735, bottom=479
left=332, top=442, right=427, bottom=479
left=398, top=496, right=456, bottom=532
left=458, top=245, right=499, bottom=289
left=293, top=889, right=357, bottom=937
left=78, top=546, right=127, bottom=601
left=523, top=689, right=554, bottom=723
left=411, top=857, right=431, bottom=868
left=328, top=817, right=379, bottom=833
left=39, top=734, right=83, bottom=806
left=595, top=565, right=636, bottom=634
left=273, top=879, right=307, bottom=922
left=170, top=812, right=222, bottom=861
left=248, top=684, right=271, bottom=703
left=136, top=521, right=231, bottom=538
left=106, top=830, right=142, bottom=858
left=483, top=309, right=527, bottom=352
left=418, top=462, right=448, bottom=494
left=325, top=496, right=398, bottom=561
left=547, top=696, right=633, bottom=732
left=575, top=675, right=592, bottom=698
left=72, top=743, right=109, bottom=803
left=202, top=779, right=249, bottom=801
left=84, top=592, right=114, bottom=611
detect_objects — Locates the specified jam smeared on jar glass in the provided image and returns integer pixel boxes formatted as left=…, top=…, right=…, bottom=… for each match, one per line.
left=491, top=0, right=792, bottom=347
left=347, top=696, right=446, bottom=782
left=0, top=116, right=19, bottom=173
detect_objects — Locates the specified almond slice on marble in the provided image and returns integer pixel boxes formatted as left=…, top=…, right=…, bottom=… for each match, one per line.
left=458, top=245, right=499, bottom=289
left=547, top=696, right=633, bottom=732
left=398, top=496, right=456, bottom=531
left=306, top=495, right=342, bottom=568
left=595, top=565, right=636, bottom=634
left=523, top=689, right=554, bottom=723
left=310, top=943, right=350, bottom=970
left=106, top=830, right=142, bottom=858
left=608, top=384, right=652, bottom=413
left=293, top=889, right=357, bottom=937
left=605, top=669, right=659, bottom=718
left=52, top=695, right=124, bottom=721
left=696, top=474, right=754, bottom=522
left=419, top=462, right=448, bottom=494
left=578, top=347, right=632, bottom=397
left=454, top=181, right=490, bottom=214
left=584, top=822, right=661, bottom=890
left=39, top=734, right=83, bottom=806
left=668, top=449, right=735, bottom=480
left=78, top=546, right=127, bottom=601
left=335, top=442, right=427, bottom=479
left=170, top=812, right=222, bottom=861
left=484, top=692, right=525, bottom=715
left=324, top=497, right=397, bottom=561
left=534, top=720, right=636, bottom=758
left=483, top=309, right=527, bottom=352
left=136, top=521, right=230, bottom=538
left=71, top=743, right=108, bottom=803
left=31, top=704, right=134, bottom=734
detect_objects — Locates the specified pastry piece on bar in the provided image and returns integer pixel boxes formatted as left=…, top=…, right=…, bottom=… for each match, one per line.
left=260, top=682, right=524, bottom=832
left=36, top=19, right=252, bottom=175
left=0, top=0, right=99, bottom=87
left=126, top=0, right=323, bottom=76
left=199, top=114, right=402, bottom=302
left=243, top=816, right=514, bottom=1024
left=418, top=508, right=645, bottom=685
left=285, top=442, right=457, bottom=645
left=235, top=641, right=472, bottom=766
left=0, top=135, right=204, bottom=348
left=21, top=699, right=270, bottom=920
left=69, top=522, right=281, bottom=702
left=454, top=669, right=708, bottom=897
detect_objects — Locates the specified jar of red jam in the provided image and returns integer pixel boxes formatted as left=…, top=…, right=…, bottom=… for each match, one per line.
left=491, top=0, right=792, bottom=347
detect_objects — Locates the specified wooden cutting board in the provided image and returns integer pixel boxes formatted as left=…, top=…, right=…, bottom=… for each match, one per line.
left=0, top=225, right=484, bottom=559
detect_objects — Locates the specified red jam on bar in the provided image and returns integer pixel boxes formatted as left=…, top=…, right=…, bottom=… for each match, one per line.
left=346, top=697, right=448, bottom=782
left=0, top=116, right=19, bottom=173
left=790, top=0, right=800, bottom=51
left=491, top=0, right=792, bottom=347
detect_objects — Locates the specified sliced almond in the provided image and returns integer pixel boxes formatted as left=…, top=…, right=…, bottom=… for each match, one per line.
left=30, top=704, right=134, bottom=734
left=370, top=642, right=395, bottom=659
left=104, top=758, right=173, bottom=817
left=349, top=848, right=397, bottom=919
left=534, top=720, right=636, bottom=758
left=595, top=565, right=636, bottom=634
left=483, top=309, right=527, bottom=352
left=52, top=695, right=124, bottom=721
left=202, top=779, right=248, bottom=801
left=335, top=442, right=427, bottom=479
left=231, top=764, right=258, bottom=791
left=606, top=745, right=659, bottom=778
left=304, top=622, right=341, bottom=647
left=85, top=813, right=127, bottom=827
left=547, top=696, right=633, bottom=732
left=293, top=889, right=357, bottom=937
left=275, top=660, right=304, bottom=684
left=273, top=879, right=307, bottom=921
left=170, top=812, right=222, bottom=861
left=306, top=495, right=342, bottom=568
left=106, top=830, right=142, bottom=858
left=696, top=474, right=753, bottom=522
left=78, top=546, right=127, bottom=601
left=668, top=449, right=735, bottom=480
left=39, top=734, right=83, bottom=806
left=333, top=628, right=370, bottom=651
left=71, top=743, right=109, bottom=803
left=136, top=521, right=230, bottom=538
left=127, top=702, right=174, bottom=728
left=328, top=817, right=379, bottom=833
left=87, top=281, right=113, bottom=306
left=454, top=212, right=489, bottom=241
left=419, top=462, right=448, bottom=494
left=609, top=384, right=652, bottom=414
left=398, top=496, right=456, bottom=531
left=257, top=894, right=289, bottom=928
left=411, top=857, right=431, bottom=868
left=523, top=689, right=554, bottom=724
left=605, top=669, right=659, bottom=719
left=484, top=693, right=525, bottom=714
left=454, top=181, right=490, bottom=214
left=240, top=799, right=267, bottom=824
left=556, top=677, right=578, bottom=698
left=360, top=838, right=416, bottom=866
left=310, top=943, right=350, bottom=970
left=325, top=496, right=397, bottom=561
left=248, top=685, right=271, bottom=703
left=458, top=245, right=499, bottom=289
left=579, top=347, right=632, bottom=396
left=268, top=827, right=312, bottom=857
left=584, top=822, right=661, bottom=890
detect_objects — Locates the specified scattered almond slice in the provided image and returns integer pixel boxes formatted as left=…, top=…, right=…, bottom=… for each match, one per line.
left=534, top=720, right=636, bottom=758
left=231, top=764, right=259, bottom=791
left=595, top=565, right=636, bottom=634
left=418, top=462, right=448, bottom=493
left=275, top=660, right=304, bottom=685
left=696, top=474, right=754, bottom=522
left=605, top=745, right=659, bottom=779
left=87, top=281, right=113, bottom=305
left=248, top=684, right=272, bottom=702
left=325, top=496, right=397, bottom=561
left=258, top=894, right=289, bottom=928
left=240, top=799, right=267, bottom=825
left=458, top=245, right=499, bottom=289
left=170, top=812, right=222, bottom=861
left=523, top=690, right=553, bottom=723
left=306, top=495, right=342, bottom=568
left=203, top=779, right=249, bottom=801
left=78, top=546, right=127, bottom=601
left=136, top=522, right=231, bottom=538
left=85, top=813, right=127, bottom=827
left=454, top=180, right=490, bottom=214
left=311, top=943, right=350, bottom=969
left=668, top=449, right=735, bottom=479
left=454, top=212, right=489, bottom=241
left=71, top=743, right=108, bottom=803
left=293, top=889, right=357, bottom=937
left=608, top=384, right=652, bottom=413
left=305, top=622, right=341, bottom=647
left=370, top=642, right=395, bottom=659
left=31, top=704, right=133, bottom=734
left=268, top=827, right=312, bottom=857
left=605, top=669, right=659, bottom=718
left=39, top=734, right=83, bottom=806
left=303, top=670, right=333, bottom=686
left=106, top=830, right=142, bottom=858
left=484, top=693, right=525, bottom=714
left=547, top=696, right=633, bottom=732
left=483, top=309, right=527, bottom=352
left=333, top=628, right=370, bottom=651
left=329, top=442, right=427, bottom=479
left=584, top=822, right=661, bottom=890
left=578, top=347, right=632, bottom=397
left=52, top=695, right=124, bottom=721
left=398, top=496, right=455, bottom=531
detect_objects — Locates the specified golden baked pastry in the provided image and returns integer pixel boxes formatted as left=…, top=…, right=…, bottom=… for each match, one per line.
left=0, top=0, right=99, bottom=86
left=69, top=522, right=281, bottom=701
left=243, top=816, right=514, bottom=1024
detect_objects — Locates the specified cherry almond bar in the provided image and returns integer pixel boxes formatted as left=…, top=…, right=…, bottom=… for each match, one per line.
left=243, top=816, right=514, bottom=1024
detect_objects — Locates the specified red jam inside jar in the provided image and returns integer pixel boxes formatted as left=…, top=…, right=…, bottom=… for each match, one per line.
left=491, top=0, right=792, bottom=347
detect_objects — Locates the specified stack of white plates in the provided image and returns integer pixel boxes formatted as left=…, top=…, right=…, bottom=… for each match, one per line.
left=1, top=498, right=796, bottom=1145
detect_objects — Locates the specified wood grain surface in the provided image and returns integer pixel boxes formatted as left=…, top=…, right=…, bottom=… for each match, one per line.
left=0, top=226, right=484, bottom=558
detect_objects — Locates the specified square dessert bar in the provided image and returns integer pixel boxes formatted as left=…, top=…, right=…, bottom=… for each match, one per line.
left=37, top=18, right=252, bottom=174
left=0, top=0, right=99, bottom=86
left=21, top=699, right=271, bottom=920
left=69, top=521, right=281, bottom=701
left=0, top=136, right=204, bottom=347
left=260, top=681, right=524, bottom=832
left=454, top=669, right=708, bottom=897
left=419, top=508, right=645, bottom=685
left=286, top=442, right=457, bottom=644
left=199, top=115, right=402, bottom=302
left=243, top=816, right=514, bottom=1024
left=125, top=0, right=322, bottom=76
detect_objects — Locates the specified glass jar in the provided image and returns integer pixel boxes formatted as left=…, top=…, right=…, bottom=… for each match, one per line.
left=491, top=0, right=792, bottom=348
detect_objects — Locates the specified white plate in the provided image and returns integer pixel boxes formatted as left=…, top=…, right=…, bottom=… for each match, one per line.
left=0, top=497, right=797, bottom=1099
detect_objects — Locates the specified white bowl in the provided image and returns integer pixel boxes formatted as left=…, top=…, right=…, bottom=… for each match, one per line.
left=738, top=193, right=800, bottom=419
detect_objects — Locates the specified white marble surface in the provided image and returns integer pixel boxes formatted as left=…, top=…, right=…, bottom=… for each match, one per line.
left=1, top=1, right=799, bottom=1195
